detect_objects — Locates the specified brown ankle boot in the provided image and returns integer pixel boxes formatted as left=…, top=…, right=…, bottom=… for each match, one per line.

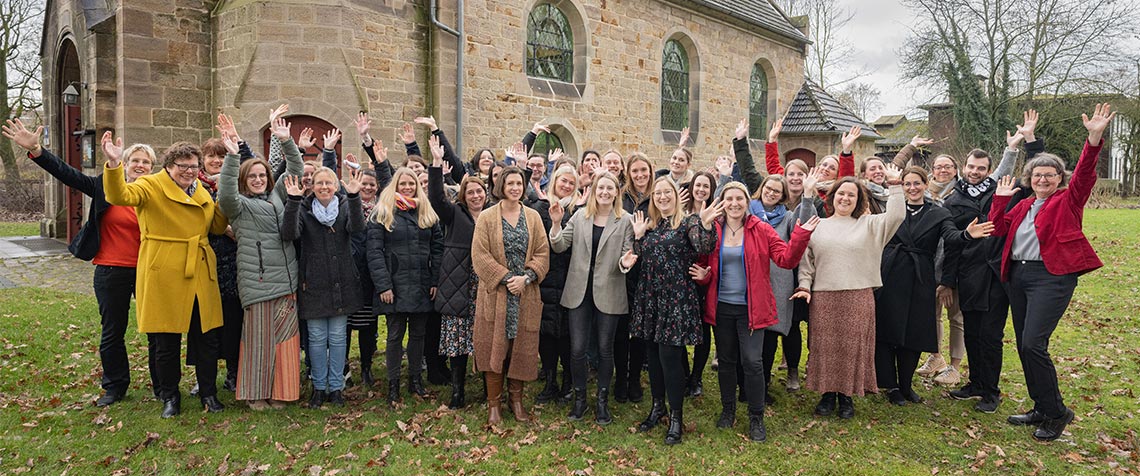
left=485, top=372, right=504, bottom=426
left=508, top=378, right=530, bottom=421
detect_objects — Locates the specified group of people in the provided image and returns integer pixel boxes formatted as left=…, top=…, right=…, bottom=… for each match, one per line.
left=2, top=101, right=1111, bottom=445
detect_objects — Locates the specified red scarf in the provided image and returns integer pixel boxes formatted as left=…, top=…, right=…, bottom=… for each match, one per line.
left=197, top=170, right=218, bottom=193
left=395, top=193, right=417, bottom=211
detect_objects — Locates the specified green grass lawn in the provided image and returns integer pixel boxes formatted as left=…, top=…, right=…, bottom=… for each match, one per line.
left=0, top=221, right=38, bottom=237
left=1, top=209, right=1138, bottom=475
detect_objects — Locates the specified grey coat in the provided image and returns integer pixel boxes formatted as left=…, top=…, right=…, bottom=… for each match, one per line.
left=217, top=138, right=304, bottom=307
left=549, top=208, right=634, bottom=314
left=765, top=195, right=817, bottom=336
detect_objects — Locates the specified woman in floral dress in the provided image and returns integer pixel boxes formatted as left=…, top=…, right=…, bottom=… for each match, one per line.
left=629, top=176, right=721, bottom=445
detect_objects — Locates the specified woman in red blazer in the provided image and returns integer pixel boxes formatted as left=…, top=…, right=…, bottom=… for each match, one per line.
left=988, top=103, right=1112, bottom=442
left=690, top=182, right=818, bottom=442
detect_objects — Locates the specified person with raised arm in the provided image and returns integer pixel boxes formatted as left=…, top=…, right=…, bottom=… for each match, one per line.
left=988, top=104, right=1110, bottom=441
left=3, top=119, right=156, bottom=407
left=874, top=166, right=993, bottom=407
left=548, top=171, right=635, bottom=424
left=790, top=164, right=906, bottom=420
left=614, top=153, right=654, bottom=403
left=101, top=131, right=228, bottom=419
left=427, top=136, right=489, bottom=409
left=628, top=177, right=720, bottom=445
left=216, top=114, right=304, bottom=410
left=690, top=181, right=818, bottom=441
left=678, top=170, right=719, bottom=398
left=471, top=166, right=550, bottom=425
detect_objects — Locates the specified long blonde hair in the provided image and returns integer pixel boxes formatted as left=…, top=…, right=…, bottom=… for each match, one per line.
left=546, top=164, right=581, bottom=205
left=370, top=167, right=440, bottom=231
left=585, top=171, right=626, bottom=219
left=648, top=176, right=684, bottom=231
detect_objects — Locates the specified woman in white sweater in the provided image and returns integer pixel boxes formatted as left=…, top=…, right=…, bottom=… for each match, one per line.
left=791, top=166, right=905, bottom=420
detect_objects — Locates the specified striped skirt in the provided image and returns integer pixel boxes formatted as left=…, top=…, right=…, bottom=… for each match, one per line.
left=805, top=288, right=878, bottom=397
left=237, top=295, right=301, bottom=401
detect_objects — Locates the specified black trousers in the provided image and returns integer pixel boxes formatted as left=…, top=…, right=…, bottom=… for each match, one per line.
left=874, top=343, right=921, bottom=391
left=646, top=341, right=687, bottom=410
left=688, top=323, right=712, bottom=383
left=962, top=284, right=1009, bottom=398
left=345, top=322, right=379, bottom=374
left=539, top=304, right=571, bottom=383
left=386, top=313, right=428, bottom=381
left=784, top=298, right=810, bottom=371
left=149, top=298, right=220, bottom=401
left=714, top=303, right=767, bottom=415
left=762, top=330, right=779, bottom=390
left=613, top=315, right=644, bottom=391
left=424, top=311, right=449, bottom=375
left=93, top=265, right=138, bottom=397
left=568, top=300, right=621, bottom=391
left=1009, top=261, right=1077, bottom=419
left=219, top=295, right=243, bottom=372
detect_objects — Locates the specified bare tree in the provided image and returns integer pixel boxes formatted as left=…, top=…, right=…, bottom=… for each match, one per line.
left=777, top=0, right=866, bottom=89
left=833, top=82, right=883, bottom=122
left=1, top=0, right=44, bottom=181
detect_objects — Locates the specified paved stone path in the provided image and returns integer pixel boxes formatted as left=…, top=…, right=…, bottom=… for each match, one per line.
left=0, top=237, right=93, bottom=294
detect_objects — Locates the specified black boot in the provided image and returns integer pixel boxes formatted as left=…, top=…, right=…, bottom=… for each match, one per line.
left=837, top=393, right=855, bottom=419
left=558, top=368, right=573, bottom=404
left=717, top=403, right=736, bottom=428
left=748, top=413, right=767, bottom=442
left=448, top=363, right=467, bottom=409
left=567, top=388, right=588, bottom=421
left=814, top=392, right=837, bottom=416
left=596, top=387, right=613, bottom=425
left=664, top=408, right=683, bottom=445
left=427, top=357, right=450, bottom=386
left=201, top=395, right=225, bottom=413
left=886, top=388, right=907, bottom=406
left=309, top=389, right=327, bottom=408
left=387, top=378, right=401, bottom=404
left=361, top=368, right=375, bottom=389
left=535, top=368, right=560, bottom=404
left=223, top=368, right=237, bottom=392
left=161, top=393, right=181, bottom=419
left=327, top=390, right=345, bottom=406
left=638, top=399, right=668, bottom=432
left=408, top=374, right=428, bottom=397
left=627, top=378, right=644, bottom=403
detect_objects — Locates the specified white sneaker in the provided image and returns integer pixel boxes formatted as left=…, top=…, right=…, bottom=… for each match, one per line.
left=933, top=366, right=962, bottom=386
left=916, top=354, right=948, bottom=378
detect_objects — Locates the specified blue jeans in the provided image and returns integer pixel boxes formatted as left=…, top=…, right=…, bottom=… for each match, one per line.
left=307, top=316, right=348, bottom=391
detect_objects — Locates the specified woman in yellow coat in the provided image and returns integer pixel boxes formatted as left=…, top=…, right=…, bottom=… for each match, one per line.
left=104, top=139, right=228, bottom=418
left=472, top=166, right=549, bottom=426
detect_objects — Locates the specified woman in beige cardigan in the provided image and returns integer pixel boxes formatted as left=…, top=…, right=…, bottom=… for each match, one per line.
left=472, top=166, right=550, bottom=425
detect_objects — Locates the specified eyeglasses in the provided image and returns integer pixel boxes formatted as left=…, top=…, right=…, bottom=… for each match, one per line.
left=1032, top=173, right=1060, bottom=180
left=933, top=165, right=956, bottom=171
left=172, top=163, right=201, bottom=172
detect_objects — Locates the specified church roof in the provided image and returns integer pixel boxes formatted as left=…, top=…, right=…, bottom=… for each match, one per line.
left=781, top=79, right=882, bottom=138
left=674, top=0, right=810, bottom=44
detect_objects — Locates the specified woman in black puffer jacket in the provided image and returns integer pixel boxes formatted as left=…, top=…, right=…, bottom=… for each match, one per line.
left=367, top=167, right=444, bottom=404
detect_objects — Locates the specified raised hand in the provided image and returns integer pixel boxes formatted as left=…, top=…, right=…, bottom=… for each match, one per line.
left=909, top=135, right=934, bottom=148
left=592, top=165, right=609, bottom=180
left=531, top=122, right=551, bottom=136
left=219, top=129, right=240, bottom=155
left=372, top=139, right=389, bottom=164
left=398, top=123, right=416, bottom=145
left=621, top=250, right=639, bottom=270
left=688, top=263, right=709, bottom=282
left=735, top=118, right=748, bottom=141
left=994, top=175, right=1019, bottom=197
left=297, top=127, right=314, bottom=149
left=796, top=215, right=821, bottom=232
left=678, top=188, right=691, bottom=209
left=506, top=142, right=526, bottom=163
left=698, top=199, right=725, bottom=228
left=1017, top=109, right=1038, bottom=143
left=355, top=112, right=372, bottom=141
left=790, top=289, right=811, bottom=303
left=101, top=131, right=124, bottom=167
left=216, top=113, right=241, bottom=143
left=884, top=163, right=902, bottom=183
left=631, top=211, right=649, bottom=239
left=428, top=135, right=444, bottom=165
left=678, top=126, right=691, bottom=148
left=841, top=126, right=861, bottom=154
left=768, top=116, right=784, bottom=143
left=548, top=198, right=564, bottom=224
left=441, top=159, right=453, bottom=177
left=344, top=152, right=360, bottom=170
left=802, top=167, right=821, bottom=192
left=322, top=128, right=341, bottom=150
left=414, top=116, right=438, bottom=131
left=547, top=148, right=565, bottom=164
left=1083, top=103, right=1115, bottom=145
left=283, top=175, right=303, bottom=196
left=1005, top=130, right=1025, bottom=149
left=342, top=166, right=363, bottom=194
left=2, top=118, right=43, bottom=154
left=715, top=155, right=733, bottom=177
left=269, top=104, right=289, bottom=125
left=965, top=217, right=995, bottom=239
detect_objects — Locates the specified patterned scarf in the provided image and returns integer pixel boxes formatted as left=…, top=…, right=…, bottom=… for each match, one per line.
left=963, top=177, right=995, bottom=198
left=312, top=195, right=340, bottom=227
left=197, top=170, right=218, bottom=193
left=751, top=202, right=786, bottom=227
left=395, top=193, right=418, bottom=211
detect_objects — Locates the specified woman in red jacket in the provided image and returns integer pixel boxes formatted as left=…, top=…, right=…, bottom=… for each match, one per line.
left=690, top=182, right=818, bottom=442
left=988, top=103, right=1111, bottom=442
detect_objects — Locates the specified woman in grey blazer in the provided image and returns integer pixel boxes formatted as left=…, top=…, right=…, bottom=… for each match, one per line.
left=548, top=171, right=637, bottom=425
